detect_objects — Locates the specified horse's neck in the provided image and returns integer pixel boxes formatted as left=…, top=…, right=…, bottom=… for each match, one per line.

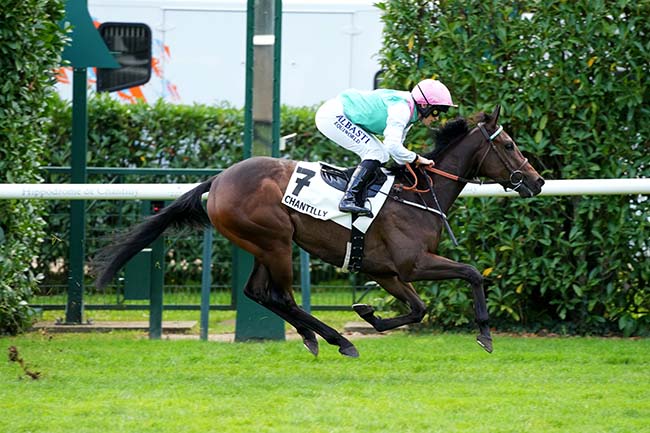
left=432, top=175, right=465, bottom=213
left=433, top=147, right=476, bottom=212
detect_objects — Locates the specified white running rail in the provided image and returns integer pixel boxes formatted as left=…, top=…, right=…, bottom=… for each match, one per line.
left=0, top=178, right=649, bottom=200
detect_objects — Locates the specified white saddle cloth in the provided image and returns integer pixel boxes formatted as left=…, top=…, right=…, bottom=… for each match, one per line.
left=281, top=161, right=394, bottom=233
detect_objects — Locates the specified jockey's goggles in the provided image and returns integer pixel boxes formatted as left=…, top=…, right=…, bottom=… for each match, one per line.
left=417, top=104, right=450, bottom=118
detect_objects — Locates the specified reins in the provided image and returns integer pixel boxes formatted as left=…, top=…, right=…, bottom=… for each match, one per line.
left=391, top=165, right=459, bottom=246
left=400, top=161, right=483, bottom=194
left=399, top=122, right=527, bottom=193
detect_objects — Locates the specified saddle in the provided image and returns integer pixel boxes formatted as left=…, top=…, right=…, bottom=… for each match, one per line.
left=319, top=162, right=387, bottom=196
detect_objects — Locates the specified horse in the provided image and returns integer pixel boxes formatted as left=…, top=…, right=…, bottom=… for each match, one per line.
left=95, top=105, right=544, bottom=357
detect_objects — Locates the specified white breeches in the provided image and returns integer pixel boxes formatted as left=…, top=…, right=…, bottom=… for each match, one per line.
left=315, top=97, right=390, bottom=163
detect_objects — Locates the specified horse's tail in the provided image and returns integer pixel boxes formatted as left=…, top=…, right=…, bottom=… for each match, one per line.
left=94, top=177, right=215, bottom=289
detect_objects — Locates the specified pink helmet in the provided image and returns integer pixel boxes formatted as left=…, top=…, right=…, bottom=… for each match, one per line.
left=411, top=79, right=457, bottom=108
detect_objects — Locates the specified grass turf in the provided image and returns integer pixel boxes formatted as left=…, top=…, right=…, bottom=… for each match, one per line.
left=1, top=332, right=649, bottom=433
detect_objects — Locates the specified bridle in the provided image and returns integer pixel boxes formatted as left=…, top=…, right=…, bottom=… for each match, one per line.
left=394, top=122, right=530, bottom=246
left=474, top=122, right=528, bottom=190
left=402, top=122, right=529, bottom=192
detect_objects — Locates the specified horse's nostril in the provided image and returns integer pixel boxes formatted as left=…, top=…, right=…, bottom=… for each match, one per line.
left=537, top=178, right=545, bottom=187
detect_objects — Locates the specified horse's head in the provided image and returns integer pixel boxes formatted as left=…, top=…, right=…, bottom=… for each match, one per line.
left=472, top=105, right=544, bottom=197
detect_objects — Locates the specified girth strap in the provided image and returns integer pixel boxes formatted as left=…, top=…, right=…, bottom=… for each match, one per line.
left=343, top=214, right=365, bottom=273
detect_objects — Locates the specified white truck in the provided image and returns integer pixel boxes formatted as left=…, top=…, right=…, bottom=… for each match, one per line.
left=57, top=0, right=384, bottom=107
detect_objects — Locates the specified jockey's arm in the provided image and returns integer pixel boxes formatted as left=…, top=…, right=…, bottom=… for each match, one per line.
left=383, top=102, right=417, bottom=165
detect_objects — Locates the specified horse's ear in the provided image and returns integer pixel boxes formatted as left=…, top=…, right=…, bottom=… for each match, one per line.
left=490, top=105, right=501, bottom=125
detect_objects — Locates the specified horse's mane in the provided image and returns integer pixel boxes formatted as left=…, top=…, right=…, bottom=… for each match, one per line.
left=387, top=111, right=492, bottom=176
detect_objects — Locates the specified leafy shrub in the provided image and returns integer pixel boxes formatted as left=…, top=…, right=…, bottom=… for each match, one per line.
left=378, top=0, right=650, bottom=335
left=0, top=0, right=67, bottom=334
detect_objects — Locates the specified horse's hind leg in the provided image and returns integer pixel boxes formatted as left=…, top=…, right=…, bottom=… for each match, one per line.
left=353, top=275, right=426, bottom=332
left=245, top=260, right=319, bottom=355
left=208, top=175, right=358, bottom=357
left=246, top=257, right=359, bottom=358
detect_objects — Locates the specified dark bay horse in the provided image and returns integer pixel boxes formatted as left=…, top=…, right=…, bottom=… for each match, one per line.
left=95, top=105, right=544, bottom=357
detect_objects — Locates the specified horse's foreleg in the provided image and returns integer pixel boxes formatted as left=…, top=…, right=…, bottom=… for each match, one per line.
left=353, top=275, right=426, bottom=332
left=410, top=253, right=492, bottom=353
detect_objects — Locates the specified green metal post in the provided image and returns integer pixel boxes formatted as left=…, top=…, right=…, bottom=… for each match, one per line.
left=200, top=228, right=213, bottom=341
left=235, top=0, right=284, bottom=341
left=65, top=67, right=88, bottom=324
left=272, top=0, right=282, bottom=157
left=242, top=0, right=255, bottom=160
left=300, top=249, right=311, bottom=314
left=60, top=0, right=119, bottom=324
left=149, top=234, right=164, bottom=339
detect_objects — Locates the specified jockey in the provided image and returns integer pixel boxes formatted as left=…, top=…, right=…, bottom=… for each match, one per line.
left=315, top=78, right=458, bottom=217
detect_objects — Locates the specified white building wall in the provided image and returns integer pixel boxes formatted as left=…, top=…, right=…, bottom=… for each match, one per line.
left=57, top=0, right=384, bottom=107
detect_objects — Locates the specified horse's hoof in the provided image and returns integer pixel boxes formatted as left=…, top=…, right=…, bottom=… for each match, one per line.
left=477, top=334, right=493, bottom=353
left=339, top=344, right=360, bottom=358
left=352, top=303, right=374, bottom=318
left=303, top=339, right=319, bottom=357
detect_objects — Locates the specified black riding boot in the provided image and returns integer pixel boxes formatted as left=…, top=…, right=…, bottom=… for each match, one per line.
left=339, top=159, right=380, bottom=217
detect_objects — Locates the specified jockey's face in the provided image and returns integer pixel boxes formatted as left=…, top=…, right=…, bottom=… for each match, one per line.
left=418, top=104, right=448, bottom=128
left=421, top=112, right=439, bottom=127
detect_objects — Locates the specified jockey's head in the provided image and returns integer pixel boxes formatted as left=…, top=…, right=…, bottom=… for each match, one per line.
left=411, top=79, right=457, bottom=120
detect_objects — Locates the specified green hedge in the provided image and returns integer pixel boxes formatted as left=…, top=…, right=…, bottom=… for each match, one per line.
left=378, top=0, right=650, bottom=335
left=0, top=0, right=67, bottom=334
left=42, top=95, right=353, bottom=289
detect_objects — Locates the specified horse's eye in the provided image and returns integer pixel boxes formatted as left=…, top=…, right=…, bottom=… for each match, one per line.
left=505, top=142, right=515, bottom=151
